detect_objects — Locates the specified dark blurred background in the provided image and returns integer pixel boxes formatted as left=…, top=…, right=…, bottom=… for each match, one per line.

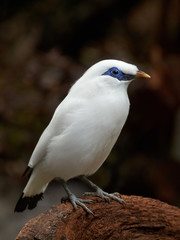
left=0, top=0, right=180, bottom=239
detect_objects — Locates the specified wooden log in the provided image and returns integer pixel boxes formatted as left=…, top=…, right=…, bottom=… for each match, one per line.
left=16, top=195, right=180, bottom=240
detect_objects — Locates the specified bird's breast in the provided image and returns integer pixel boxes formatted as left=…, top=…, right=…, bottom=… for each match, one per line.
left=45, top=88, right=130, bottom=180
left=68, top=91, right=130, bottom=175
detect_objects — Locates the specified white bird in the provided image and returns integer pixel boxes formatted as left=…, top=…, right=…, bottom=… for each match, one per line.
left=14, top=59, right=150, bottom=214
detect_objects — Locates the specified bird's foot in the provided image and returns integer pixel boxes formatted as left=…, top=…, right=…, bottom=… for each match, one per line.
left=84, top=188, right=125, bottom=205
left=80, top=176, right=125, bottom=205
left=62, top=181, right=94, bottom=215
left=61, top=194, right=94, bottom=215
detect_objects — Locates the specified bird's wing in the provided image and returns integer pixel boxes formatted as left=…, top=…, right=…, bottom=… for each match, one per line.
left=27, top=97, right=76, bottom=168
left=28, top=125, right=53, bottom=168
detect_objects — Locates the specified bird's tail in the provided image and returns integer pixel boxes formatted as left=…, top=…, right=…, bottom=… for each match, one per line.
left=14, top=167, right=50, bottom=212
left=14, top=192, right=44, bottom=212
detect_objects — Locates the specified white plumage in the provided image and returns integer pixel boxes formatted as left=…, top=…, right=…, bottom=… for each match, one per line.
left=15, top=59, right=150, bottom=213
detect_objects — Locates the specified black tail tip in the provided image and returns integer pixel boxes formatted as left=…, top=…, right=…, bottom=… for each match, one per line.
left=14, top=193, right=43, bottom=212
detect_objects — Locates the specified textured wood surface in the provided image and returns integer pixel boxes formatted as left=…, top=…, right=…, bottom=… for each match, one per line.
left=16, top=195, right=180, bottom=240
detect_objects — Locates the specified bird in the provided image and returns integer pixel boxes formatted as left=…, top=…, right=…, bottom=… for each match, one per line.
left=14, top=59, right=150, bottom=215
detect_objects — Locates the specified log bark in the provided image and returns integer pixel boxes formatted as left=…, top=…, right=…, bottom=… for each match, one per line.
left=16, top=195, right=180, bottom=240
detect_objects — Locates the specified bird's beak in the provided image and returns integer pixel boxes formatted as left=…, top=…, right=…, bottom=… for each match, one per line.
left=136, top=70, right=151, bottom=79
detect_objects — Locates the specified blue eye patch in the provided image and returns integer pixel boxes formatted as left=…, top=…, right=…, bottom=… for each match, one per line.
left=103, top=67, right=135, bottom=81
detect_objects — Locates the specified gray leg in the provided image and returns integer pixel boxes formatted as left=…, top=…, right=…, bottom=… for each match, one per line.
left=62, top=181, right=94, bottom=215
left=80, top=175, right=125, bottom=205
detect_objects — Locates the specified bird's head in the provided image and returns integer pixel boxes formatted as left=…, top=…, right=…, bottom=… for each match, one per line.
left=82, top=59, right=150, bottom=84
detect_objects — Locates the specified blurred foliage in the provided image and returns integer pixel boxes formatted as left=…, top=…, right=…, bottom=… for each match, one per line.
left=0, top=0, right=180, bottom=206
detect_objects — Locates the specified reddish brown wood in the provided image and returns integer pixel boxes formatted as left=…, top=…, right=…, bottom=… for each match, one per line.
left=16, top=195, right=180, bottom=240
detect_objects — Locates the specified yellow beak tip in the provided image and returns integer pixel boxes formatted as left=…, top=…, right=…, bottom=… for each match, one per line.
left=136, top=71, right=151, bottom=79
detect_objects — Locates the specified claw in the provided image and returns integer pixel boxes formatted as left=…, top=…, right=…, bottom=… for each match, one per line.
left=84, top=190, right=110, bottom=202
left=104, top=192, right=125, bottom=205
left=111, top=192, right=122, bottom=197
left=80, top=176, right=125, bottom=206
left=84, top=190, right=125, bottom=205
left=69, top=195, right=94, bottom=215
left=62, top=181, right=94, bottom=215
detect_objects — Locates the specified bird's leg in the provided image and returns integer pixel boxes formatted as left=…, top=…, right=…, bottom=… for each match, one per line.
left=80, top=175, right=125, bottom=205
left=61, top=181, right=94, bottom=215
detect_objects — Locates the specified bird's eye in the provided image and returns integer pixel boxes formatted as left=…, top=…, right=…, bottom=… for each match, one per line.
left=103, top=67, right=134, bottom=81
left=102, top=67, right=124, bottom=80
left=112, top=69, right=119, bottom=75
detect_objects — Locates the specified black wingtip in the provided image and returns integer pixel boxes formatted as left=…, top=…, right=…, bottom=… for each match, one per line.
left=14, top=193, right=43, bottom=212
left=22, top=166, right=33, bottom=178
left=28, top=193, right=43, bottom=210
left=14, top=193, right=28, bottom=212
